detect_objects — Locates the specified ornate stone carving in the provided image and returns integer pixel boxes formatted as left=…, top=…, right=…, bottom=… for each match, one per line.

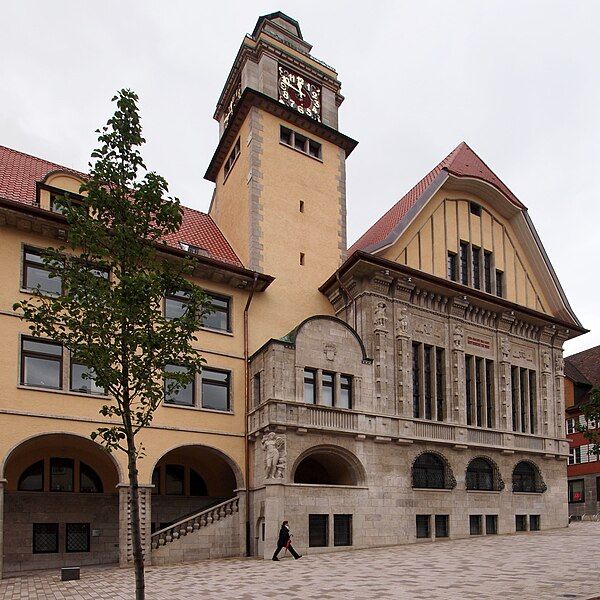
left=396, top=307, right=409, bottom=337
left=323, top=343, right=337, bottom=361
left=500, top=336, right=511, bottom=360
left=261, top=432, right=286, bottom=479
left=542, top=350, right=551, bottom=373
left=555, top=352, right=564, bottom=375
left=374, top=301, right=388, bottom=330
left=453, top=325, right=464, bottom=350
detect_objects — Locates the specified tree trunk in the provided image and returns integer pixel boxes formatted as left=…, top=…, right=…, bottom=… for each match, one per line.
left=127, top=435, right=145, bottom=600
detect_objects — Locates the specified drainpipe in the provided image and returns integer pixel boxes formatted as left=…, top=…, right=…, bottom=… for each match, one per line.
left=243, top=273, right=258, bottom=557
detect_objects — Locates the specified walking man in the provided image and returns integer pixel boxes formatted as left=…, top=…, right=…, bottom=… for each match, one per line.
left=272, top=520, right=302, bottom=561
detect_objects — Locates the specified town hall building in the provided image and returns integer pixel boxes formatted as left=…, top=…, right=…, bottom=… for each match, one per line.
left=0, top=12, right=586, bottom=576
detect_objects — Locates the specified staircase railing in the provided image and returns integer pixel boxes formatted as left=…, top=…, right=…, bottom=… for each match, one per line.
left=151, top=496, right=239, bottom=550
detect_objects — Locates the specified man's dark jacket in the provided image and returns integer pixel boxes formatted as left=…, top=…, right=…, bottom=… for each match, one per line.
left=278, top=526, right=290, bottom=546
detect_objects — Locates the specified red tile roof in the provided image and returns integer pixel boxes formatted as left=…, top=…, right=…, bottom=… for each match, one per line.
left=0, top=144, right=243, bottom=268
left=348, top=142, right=526, bottom=255
left=566, top=345, right=600, bottom=387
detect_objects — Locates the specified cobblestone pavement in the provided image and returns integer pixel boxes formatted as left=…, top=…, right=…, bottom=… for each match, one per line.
left=2, top=523, right=599, bottom=599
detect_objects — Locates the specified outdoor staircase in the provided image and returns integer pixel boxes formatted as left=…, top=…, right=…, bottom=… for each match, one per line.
left=150, top=496, right=241, bottom=564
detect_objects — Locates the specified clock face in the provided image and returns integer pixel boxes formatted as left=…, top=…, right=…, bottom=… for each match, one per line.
left=278, top=64, right=321, bottom=122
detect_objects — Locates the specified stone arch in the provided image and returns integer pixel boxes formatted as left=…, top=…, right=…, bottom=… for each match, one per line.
left=411, top=450, right=456, bottom=490
left=512, top=459, right=546, bottom=493
left=1, top=431, right=124, bottom=487
left=465, top=455, right=505, bottom=491
left=292, top=444, right=366, bottom=486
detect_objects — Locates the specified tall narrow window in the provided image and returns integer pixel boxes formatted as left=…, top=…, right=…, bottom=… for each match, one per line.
left=164, top=364, right=194, bottom=407
left=460, top=242, right=469, bottom=285
left=50, top=457, right=74, bottom=492
left=304, top=369, right=316, bottom=404
left=308, top=514, right=328, bottom=547
left=424, top=345, right=432, bottom=420
left=511, top=366, right=519, bottom=432
left=416, top=515, right=430, bottom=539
left=202, top=293, right=231, bottom=332
left=333, top=514, right=352, bottom=546
left=201, top=368, right=230, bottom=411
left=340, top=375, right=352, bottom=409
left=485, top=360, right=494, bottom=428
left=472, top=246, right=481, bottom=290
left=475, top=357, right=484, bottom=427
left=529, top=371, right=537, bottom=434
left=253, top=372, right=262, bottom=407
left=465, top=355, right=474, bottom=426
left=435, top=348, right=444, bottom=421
left=435, top=515, right=449, bottom=538
left=484, top=251, right=492, bottom=293
left=321, top=371, right=334, bottom=406
left=223, top=138, right=240, bottom=179
left=447, top=252, right=458, bottom=282
left=496, top=270, right=504, bottom=297
left=520, top=368, right=528, bottom=433
left=412, top=342, right=420, bottom=418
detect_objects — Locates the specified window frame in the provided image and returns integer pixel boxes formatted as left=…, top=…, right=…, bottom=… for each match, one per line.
left=201, top=292, right=232, bottom=333
left=469, top=514, right=483, bottom=535
left=164, top=290, right=190, bottom=320
left=20, top=336, right=63, bottom=390
left=416, top=514, right=431, bottom=539
left=568, top=478, right=585, bottom=503
left=18, top=459, right=44, bottom=492
left=333, top=514, right=353, bottom=547
left=22, top=246, right=63, bottom=296
left=434, top=514, right=449, bottom=538
left=485, top=514, right=498, bottom=535
left=280, top=125, right=322, bottom=161
left=339, top=374, right=353, bottom=409
left=164, top=364, right=195, bottom=407
left=49, top=457, right=75, bottom=492
left=223, top=138, right=241, bottom=181
left=303, top=368, right=317, bottom=404
left=321, top=370, right=335, bottom=407
left=308, top=513, right=329, bottom=547
left=33, top=523, right=59, bottom=554
left=66, top=522, right=91, bottom=553
left=447, top=251, right=458, bottom=282
left=201, top=367, right=231, bottom=412
left=70, top=360, right=105, bottom=395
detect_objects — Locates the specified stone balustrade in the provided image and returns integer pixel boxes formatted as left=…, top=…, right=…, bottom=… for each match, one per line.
left=150, top=497, right=239, bottom=550
left=248, top=400, right=568, bottom=457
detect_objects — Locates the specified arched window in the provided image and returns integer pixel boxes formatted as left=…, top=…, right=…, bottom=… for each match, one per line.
left=513, top=461, right=542, bottom=493
left=466, top=458, right=494, bottom=491
left=80, top=462, right=103, bottom=493
left=412, top=453, right=446, bottom=489
left=18, top=460, right=44, bottom=491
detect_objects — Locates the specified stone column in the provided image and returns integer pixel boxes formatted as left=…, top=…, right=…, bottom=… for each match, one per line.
left=263, top=480, right=286, bottom=560
left=373, top=300, right=390, bottom=413
left=118, top=484, right=153, bottom=568
left=0, top=479, right=5, bottom=580
left=450, top=323, right=466, bottom=424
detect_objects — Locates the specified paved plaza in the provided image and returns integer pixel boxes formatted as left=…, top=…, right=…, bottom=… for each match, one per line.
left=2, top=522, right=599, bottom=600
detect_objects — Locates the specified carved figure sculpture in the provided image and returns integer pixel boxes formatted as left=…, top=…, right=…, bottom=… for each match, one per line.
left=396, top=308, right=409, bottom=335
left=500, top=336, right=511, bottom=360
left=374, top=302, right=388, bottom=329
left=542, top=350, right=551, bottom=372
left=453, top=325, right=464, bottom=349
left=262, top=432, right=286, bottom=479
left=555, top=353, right=564, bottom=375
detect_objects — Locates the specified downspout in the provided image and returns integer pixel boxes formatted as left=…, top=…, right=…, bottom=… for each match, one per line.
left=243, top=272, right=258, bottom=557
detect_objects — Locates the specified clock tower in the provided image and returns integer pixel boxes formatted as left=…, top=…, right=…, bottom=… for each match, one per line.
left=206, top=12, right=357, bottom=350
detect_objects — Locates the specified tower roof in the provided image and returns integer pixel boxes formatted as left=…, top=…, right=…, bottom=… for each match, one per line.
left=252, top=11, right=303, bottom=40
left=349, top=142, right=525, bottom=255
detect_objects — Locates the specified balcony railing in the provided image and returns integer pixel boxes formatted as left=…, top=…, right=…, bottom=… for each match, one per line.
left=249, top=400, right=565, bottom=457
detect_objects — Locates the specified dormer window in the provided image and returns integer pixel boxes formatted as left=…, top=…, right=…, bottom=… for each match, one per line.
left=49, top=191, right=85, bottom=215
left=179, top=242, right=209, bottom=257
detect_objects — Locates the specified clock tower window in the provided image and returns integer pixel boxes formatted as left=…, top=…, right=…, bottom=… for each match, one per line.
left=280, top=126, right=322, bottom=161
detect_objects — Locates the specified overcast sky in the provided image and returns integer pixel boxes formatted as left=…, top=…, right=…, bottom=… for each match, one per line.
left=3, top=1, right=598, bottom=355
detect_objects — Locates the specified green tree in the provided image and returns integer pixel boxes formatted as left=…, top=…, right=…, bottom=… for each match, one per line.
left=576, top=387, right=600, bottom=457
left=14, top=90, right=209, bottom=599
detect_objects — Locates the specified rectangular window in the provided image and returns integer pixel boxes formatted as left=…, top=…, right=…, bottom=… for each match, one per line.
left=485, top=360, right=494, bottom=428
left=568, top=479, right=585, bottom=503
left=434, top=514, right=449, bottom=538
left=465, top=355, right=474, bottom=426
left=70, top=362, right=104, bottom=395
left=23, top=247, right=62, bottom=295
left=164, top=364, right=195, bottom=407
left=520, top=368, right=527, bottom=433
left=495, top=270, right=504, bottom=297
left=469, top=515, right=482, bottom=535
left=529, top=371, right=537, bottom=434
left=165, top=464, right=185, bottom=495
left=515, top=514, right=527, bottom=532
left=485, top=514, right=498, bottom=535
left=308, top=514, right=328, bottom=547
left=424, top=345, right=432, bottom=420
left=333, top=514, right=352, bottom=546
left=475, top=357, right=484, bottom=427
left=472, top=246, right=481, bottom=290
left=412, top=342, right=421, bottom=418
left=511, top=366, right=519, bottom=432
left=253, top=372, right=261, bottom=407
left=416, top=514, right=431, bottom=539
left=201, top=368, right=230, bottom=411
left=460, top=241, right=469, bottom=286
left=50, top=457, right=74, bottom=492
left=470, top=202, right=482, bottom=216
left=165, top=290, right=189, bottom=320
left=280, top=126, right=322, bottom=160
left=50, top=191, right=85, bottom=215
left=529, top=515, right=540, bottom=531
left=566, top=418, right=574, bottom=434
left=447, top=252, right=458, bottom=282
left=414, top=342, right=445, bottom=421
left=435, top=348, right=444, bottom=422
left=66, top=523, right=90, bottom=553
left=597, top=477, right=600, bottom=503
left=202, top=293, right=231, bottom=332
left=484, top=251, right=492, bottom=293
left=223, top=138, right=240, bottom=179
left=21, top=338, right=63, bottom=390
left=321, top=371, right=334, bottom=406
left=33, top=523, right=59, bottom=554
left=304, top=369, right=316, bottom=404
left=340, top=375, right=352, bottom=409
